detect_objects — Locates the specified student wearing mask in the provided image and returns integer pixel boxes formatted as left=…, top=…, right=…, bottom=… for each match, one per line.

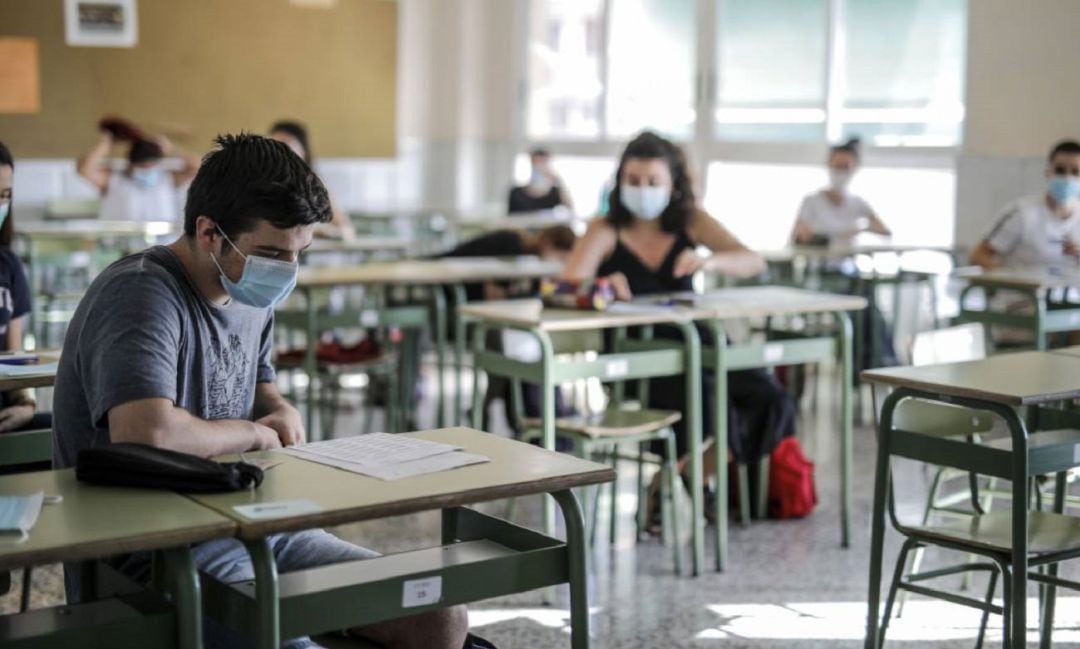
left=791, top=138, right=890, bottom=247
left=0, top=142, right=49, bottom=438
left=53, top=134, right=474, bottom=648
left=970, top=139, right=1080, bottom=270
left=561, top=131, right=793, bottom=517
left=507, top=148, right=574, bottom=214
left=77, top=118, right=199, bottom=224
left=269, top=120, right=356, bottom=241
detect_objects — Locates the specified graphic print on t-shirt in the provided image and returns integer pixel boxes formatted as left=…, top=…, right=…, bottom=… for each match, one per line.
left=206, top=333, right=251, bottom=420
left=0, top=285, right=14, bottom=339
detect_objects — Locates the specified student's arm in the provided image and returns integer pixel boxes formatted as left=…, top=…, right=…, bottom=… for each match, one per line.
left=969, top=240, right=1001, bottom=270
left=109, top=397, right=281, bottom=456
left=77, top=132, right=114, bottom=193
left=559, top=217, right=631, bottom=297
left=252, top=382, right=304, bottom=446
left=790, top=196, right=816, bottom=243
left=681, top=209, right=767, bottom=279
left=0, top=316, right=35, bottom=433
left=157, top=136, right=201, bottom=187
left=865, top=212, right=891, bottom=236
left=554, top=178, right=575, bottom=213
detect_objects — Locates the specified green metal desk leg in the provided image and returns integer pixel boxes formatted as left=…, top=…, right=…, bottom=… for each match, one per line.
left=470, top=324, right=487, bottom=430
left=452, top=283, right=469, bottom=426
left=431, top=287, right=448, bottom=429
left=706, top=320, right=729, bottom=573
left=162, top=547, right=203, bottom=649
left=1040, top=471, right=1068, bottom=649
left=1035, top=288, right=1049, bottom=351
left=552, top=489, right=590, bottom=649
left=536, top=328, right=557, bottom=539
left=1006, top=410, right=1029, bottom=649
left=245, top=538, right=281, bottom=649
left=865, top=389, right=903, bottom=649
left=303, top=288, right=319, bottom=440
left=674, top=321, right=703, bottom=577
left=834, top=311, right=854, bottom=548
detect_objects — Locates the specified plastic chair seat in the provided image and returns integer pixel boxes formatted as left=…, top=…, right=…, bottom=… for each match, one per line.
left=521, top=408, right=681, bottom=439
left=904, top=510, right=1080, bottom=556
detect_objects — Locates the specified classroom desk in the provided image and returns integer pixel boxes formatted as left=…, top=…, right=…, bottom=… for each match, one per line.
left=0, top=352, right=59, bottom=392
left=862, top=351, right=1080, bottom=649
left=187, top=427, right=613, bottom=649
left=302, top=236, right=412, bottom=259
left=454, top=212, right=587, bottom=238
left=670, top=286, right=865, bottom=570
left=290, top=257, right=561, bottom=437
left=0, top=352, right=60, bottom=465
left=457, top=298, right=709, bottom=575
left=0, top=469, right=236, bottom=649
left=955, top=267, right=1080, bottom=350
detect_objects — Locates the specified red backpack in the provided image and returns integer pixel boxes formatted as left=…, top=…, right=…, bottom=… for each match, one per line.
left=767, top=437, right=818, bottom=519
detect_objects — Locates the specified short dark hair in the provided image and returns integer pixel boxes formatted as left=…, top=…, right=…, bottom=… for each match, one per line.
left=829, top=136, right=862, bottom=163
left=606, top=131, right=696, bottom=234
left=128, top=138, right=163, bottom=165
left=1048, top=139, right=1080, bottom=162
left=529, top=147, right=551, bottom=159
left=536, top=224, right=576, bottom=252
left=183, top=133, right=332, bottom=239
left=0, top=141, right=15, bottom=247
left=269, top=120, right=312, bottom=165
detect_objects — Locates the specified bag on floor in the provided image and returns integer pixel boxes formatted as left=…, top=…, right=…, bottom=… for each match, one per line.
left=767, top=437, right=817, bottom=519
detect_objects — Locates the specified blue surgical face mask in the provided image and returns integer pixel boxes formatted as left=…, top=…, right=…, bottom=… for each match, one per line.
left=132, top=166, right=163, bottom=189
left=0, top=201, right=9, bottom=227
left=211, top=227, right=299, bottom=309
left=620, top=184, right=671, bottom=220
left=1048, top=175, right=1080, bottom=208
left=0, top=491, right=44, bottom=543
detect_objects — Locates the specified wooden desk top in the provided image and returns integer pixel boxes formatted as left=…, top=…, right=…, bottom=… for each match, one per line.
left=17, top=220, right=175, bottom=239
left=189, top=427, right=614, bottom=540
left=0, top=352, right=61, bottom=392
left=296, top=257, right=562, bottom=288
left=304, top=236, right=412, bottom=255
left=763, top=244, right=954, bottom=262
left=0, top=469, right=235, bottom=571
left=459, top=287, right=865, bottom=331
left=955, top=266, right=1080, bottom=290
left=458, top=298, right=699, bottom=332
left=861, top=351, right=1080, bottom=406
left=1052, top=345, right=1080, bottom=358
left=681, top=286, right=867, bottom=318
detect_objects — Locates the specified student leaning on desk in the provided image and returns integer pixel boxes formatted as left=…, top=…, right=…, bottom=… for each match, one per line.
left=0, top=142, right=50, bottom=438
left=52, top=134, right=479, bottom=649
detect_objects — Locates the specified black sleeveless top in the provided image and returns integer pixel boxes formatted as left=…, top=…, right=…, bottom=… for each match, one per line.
left=597, top=225, right=695, bottom=295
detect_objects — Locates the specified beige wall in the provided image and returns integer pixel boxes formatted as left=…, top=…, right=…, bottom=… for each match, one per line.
left=964, top=0, right=1080, bottom=157
left=0, top=0, right=396, bottom=158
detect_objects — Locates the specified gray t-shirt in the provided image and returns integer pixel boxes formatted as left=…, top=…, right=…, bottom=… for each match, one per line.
left=53, top=245, right=276, bottom=468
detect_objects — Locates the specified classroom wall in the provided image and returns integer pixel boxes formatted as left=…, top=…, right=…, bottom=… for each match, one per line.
left=955, top=0, right=1080, bottom=246
left=0, top=0, right=396, bottom=159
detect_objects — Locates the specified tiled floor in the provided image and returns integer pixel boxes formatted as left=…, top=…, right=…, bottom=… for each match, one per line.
left=6, top=363, right=1080, bottom=648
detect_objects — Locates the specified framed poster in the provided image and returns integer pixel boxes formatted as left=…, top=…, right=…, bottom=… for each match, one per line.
left=64, top=0, right=138, bottom=48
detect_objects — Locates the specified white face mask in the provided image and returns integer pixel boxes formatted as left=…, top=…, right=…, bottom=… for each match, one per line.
left=620, top=184, right=671, bottom=220
left=828, top=168, right=852, bottom=191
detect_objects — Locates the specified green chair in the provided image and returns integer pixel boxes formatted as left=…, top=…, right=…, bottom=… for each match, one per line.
left=872, top=393, right=1080, bottom=648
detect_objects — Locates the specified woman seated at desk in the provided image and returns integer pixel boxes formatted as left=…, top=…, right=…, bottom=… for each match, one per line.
left=77, top=118, right=199, bottom=225
left=561, top=130, right=794, bottom=522
left=0, top=142, right=52, bottom=442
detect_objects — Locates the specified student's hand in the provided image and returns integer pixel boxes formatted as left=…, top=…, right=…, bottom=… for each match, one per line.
left=673, top=249, right=707, bottom=278
left=792, top=220, right=815, bottom=244
left=256, top=404, right=305, bottom=447
left=155, top=135, right=175, bottom=156
left=1065, top=239, right=1080, bottom=259
left=0, top=404, right=34, bottom=433
left=606, top=272, right=633, bottom=301
left=483, top=282, right=508, bottom=301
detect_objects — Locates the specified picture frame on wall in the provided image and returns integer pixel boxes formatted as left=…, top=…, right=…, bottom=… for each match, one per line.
left=64, top=0, right=138, bottom=48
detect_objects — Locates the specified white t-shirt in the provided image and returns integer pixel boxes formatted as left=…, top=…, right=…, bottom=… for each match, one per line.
left=982, top=194, right=1080, bottom=268
left=796, top=190, right=874, bottom=246
left=99, top=172, right=182, bottom=224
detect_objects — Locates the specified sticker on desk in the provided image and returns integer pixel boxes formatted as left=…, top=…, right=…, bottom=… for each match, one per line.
left=605, top=359, right=629, bottom=378
left=1073, top=444, right=1080, bottom=465
left=402, top=576, right=442, bottom=608
left=763, top=343, right=784, bottom=363
left=360, top=311, right=380, bottom=327
left=233, top=499, right=322, bottom=520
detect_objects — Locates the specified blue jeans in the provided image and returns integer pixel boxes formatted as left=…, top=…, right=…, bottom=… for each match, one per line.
left=71, top=529, right=379, bottom=649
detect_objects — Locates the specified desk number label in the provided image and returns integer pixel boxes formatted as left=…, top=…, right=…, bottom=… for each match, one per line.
left=1073, top=444, right=1080, bottom=465
left=605, top=360, right=629, bottom=378
left=360, top=311, right=379, bottom=327
left=763, top=344, right=784, bottom=363
left=403, top=576, right=442, bottom=608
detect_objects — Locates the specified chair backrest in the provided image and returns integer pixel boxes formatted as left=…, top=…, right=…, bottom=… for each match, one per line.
left=44, top=199, right=101, bottom=220
left=911, top=322, right=986, bottom=366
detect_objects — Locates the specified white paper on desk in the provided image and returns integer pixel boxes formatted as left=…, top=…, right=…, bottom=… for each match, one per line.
left=282, top=433, right=462, bottom=466
left=605, top=302, right=674, bottom=314
left=0, top=362, right=57, bottom=376
left=360, top=452, right=490, bottom=481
